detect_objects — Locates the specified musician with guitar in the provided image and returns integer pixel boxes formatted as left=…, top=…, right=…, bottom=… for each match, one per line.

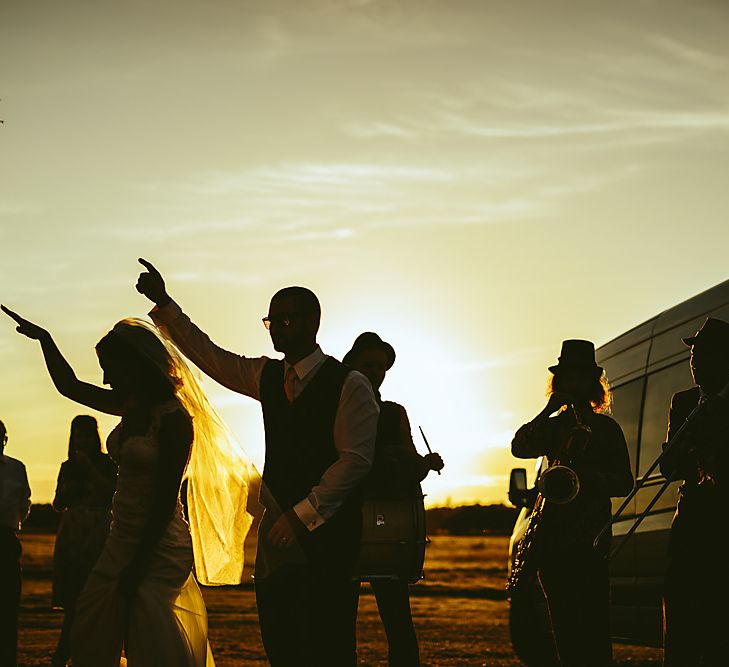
left=343, top=332, right=444, bottom=667
left=659, top=317, right=729, bottom=667
left=510, top=340, right=633, bottom=667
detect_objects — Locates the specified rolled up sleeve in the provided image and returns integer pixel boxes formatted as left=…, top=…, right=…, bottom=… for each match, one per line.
left=293, top=370, right=379, bottom=530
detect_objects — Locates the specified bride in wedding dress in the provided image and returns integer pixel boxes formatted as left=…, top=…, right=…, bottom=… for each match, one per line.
left=2, top=306, right=253, bottom=666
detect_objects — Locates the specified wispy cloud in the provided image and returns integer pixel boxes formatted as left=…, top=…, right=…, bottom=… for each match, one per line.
left=160, top=163, right=458, bottom=196
left=436, top=348, right=549, bottom=375
left=99, top=218, right=259, bottom=241
left=343, top=101, right=729, bottom=143
left=252, top=227, right=356, bottom=244
left=643, top=33, right=729, bottom=72
left=167, top=270, right=267, bottom=287
left=346, top=121, right=419, bottom=140
left=118, top=160, right=547, bottom=238
left=107, top=147, right=647, bottom=248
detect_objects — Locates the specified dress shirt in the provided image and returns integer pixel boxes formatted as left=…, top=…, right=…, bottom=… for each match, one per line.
left=0, top=455, right=31, bottom=532
left=150, top=301, right=379, bottom=531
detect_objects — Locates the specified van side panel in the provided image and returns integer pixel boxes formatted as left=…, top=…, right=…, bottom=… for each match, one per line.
left=593, top=278, right=729, bottom=644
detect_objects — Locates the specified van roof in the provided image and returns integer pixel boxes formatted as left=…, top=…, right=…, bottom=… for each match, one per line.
left=596, top=278, right=729, bottom=385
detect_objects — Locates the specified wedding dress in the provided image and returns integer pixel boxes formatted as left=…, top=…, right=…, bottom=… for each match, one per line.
left=71, top=400, right=214, bottom=666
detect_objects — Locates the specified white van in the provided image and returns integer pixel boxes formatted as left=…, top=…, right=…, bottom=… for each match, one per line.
left=507, top=278, right=729, bottom=666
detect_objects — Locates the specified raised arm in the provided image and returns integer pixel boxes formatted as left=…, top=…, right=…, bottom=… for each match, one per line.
left=511, top=393, right=570, bottom=459
left=2, top=306, right=124, bottom=415
left=136, top=259, right=267, bottom=399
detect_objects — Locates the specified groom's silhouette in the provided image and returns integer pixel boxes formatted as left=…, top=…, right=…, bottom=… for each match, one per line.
left=136, top=259, right=378, bottom=666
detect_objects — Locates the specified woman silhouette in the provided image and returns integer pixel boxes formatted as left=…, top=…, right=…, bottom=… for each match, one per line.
left=51, top=415, right=116, bottom=667
left=2, top=305, right=251, bottom=667
left=511, top=340, right=633, bottom=667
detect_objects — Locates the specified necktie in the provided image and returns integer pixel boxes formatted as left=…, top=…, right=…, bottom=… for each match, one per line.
left=284, top=366, right=297, bottom=403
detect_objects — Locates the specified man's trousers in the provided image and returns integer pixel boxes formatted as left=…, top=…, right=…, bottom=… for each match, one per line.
left=256, top=562, right=359, bottom=667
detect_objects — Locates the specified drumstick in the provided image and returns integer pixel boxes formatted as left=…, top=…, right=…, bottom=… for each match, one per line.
left=418, top=426, right=441, bottom=475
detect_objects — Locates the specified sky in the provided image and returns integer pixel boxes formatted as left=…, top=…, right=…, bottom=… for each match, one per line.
left=1, top=0, right=728, bottom=506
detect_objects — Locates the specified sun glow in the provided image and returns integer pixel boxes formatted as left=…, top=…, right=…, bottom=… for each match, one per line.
left=2, top=0, right=729, bottom=507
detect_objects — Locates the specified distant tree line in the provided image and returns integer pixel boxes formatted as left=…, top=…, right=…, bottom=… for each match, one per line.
left=23, top=503, right=60, bottom=533
left=24, top=502, right=520, bottom=536
left=425, top=504, right=519, bottom=536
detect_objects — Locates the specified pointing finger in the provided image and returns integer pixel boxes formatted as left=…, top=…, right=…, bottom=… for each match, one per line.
left=138, top=258, right=160, bottom=276
left=1, top=305, right=20, bottom=322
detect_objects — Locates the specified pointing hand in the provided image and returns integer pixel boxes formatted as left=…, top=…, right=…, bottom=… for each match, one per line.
left=136, top=258, right=171, bottom=308
left=1, top=305, right=49, bottom=341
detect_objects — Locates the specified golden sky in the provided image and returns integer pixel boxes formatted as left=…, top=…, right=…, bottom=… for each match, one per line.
left=1, top=0, right=728, bottom=505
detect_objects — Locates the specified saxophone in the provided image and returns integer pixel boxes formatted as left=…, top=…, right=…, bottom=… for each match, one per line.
left=507, top=484, right=546, bottom=595
left=507, top=405, right=591, bottom=595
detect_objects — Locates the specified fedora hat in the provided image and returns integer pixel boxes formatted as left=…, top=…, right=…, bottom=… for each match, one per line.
left=343, top=332, right=395, bottom=370
left=682, top=316, right=729, bottom=349
left=549, top=339, right=603, bottom=375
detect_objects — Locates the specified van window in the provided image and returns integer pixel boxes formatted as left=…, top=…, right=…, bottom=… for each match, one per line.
left=610, top=378, right=644, bottom=475
left=638, top=362, right=693, bottom=478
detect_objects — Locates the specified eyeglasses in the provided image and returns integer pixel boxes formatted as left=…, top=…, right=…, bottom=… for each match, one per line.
left=262, top=312, right=303, bottom=330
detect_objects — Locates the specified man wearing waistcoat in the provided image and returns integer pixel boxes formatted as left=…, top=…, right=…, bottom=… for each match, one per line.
left=136, top=259, right=379, bottom=667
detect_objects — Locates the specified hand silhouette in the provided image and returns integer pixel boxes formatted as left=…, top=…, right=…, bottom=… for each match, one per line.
left=268, top=510, right=305, bottom=550
left=136, top=258, right=171, bottom=307
left=424, top=452, right=445, bottom=472
left=1, top=305, right=49, bottom=340
left=547, top=392, right=571, bottom=414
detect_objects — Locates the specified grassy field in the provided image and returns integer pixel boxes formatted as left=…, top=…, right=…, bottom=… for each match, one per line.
left=17, top=533, right=662, bottom=666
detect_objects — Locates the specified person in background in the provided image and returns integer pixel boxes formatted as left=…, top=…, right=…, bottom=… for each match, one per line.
left=0, top=419, right=32, bottom=667
left=343, top=332, right=444, bottom=667
left=511, top=340, right=633, bottom=667
left=51, top=415, right=117, bottom=667
left=659, top=317, right=729, bottom=667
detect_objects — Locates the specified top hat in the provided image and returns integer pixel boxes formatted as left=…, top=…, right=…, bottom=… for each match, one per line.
left=682, top=316, right=729, bottom=349
left=343, top=332, right=396, bottom=370
left=548, top=339, right=603, bottom=375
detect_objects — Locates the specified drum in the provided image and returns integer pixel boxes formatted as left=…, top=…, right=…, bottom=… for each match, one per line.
left=353, top=495, right=427, bottom=583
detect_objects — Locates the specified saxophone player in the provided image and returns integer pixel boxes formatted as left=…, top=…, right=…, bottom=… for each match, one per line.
left=511, top=340, right=633, bottom=667
left=660, top=317, right=729, bottom=667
